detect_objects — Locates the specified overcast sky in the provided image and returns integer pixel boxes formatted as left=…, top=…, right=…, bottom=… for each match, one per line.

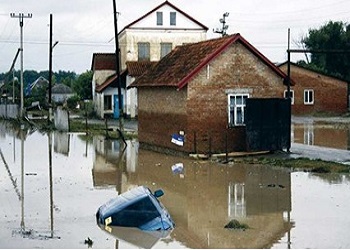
left=0, top=0, right=349, bottom=75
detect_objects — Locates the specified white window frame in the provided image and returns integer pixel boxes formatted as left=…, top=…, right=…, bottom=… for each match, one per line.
left=304, top=89, right=314, bottom=105
left=228, top=93, right=249, bottom=127
left=284, top=90, right=294, bottom=105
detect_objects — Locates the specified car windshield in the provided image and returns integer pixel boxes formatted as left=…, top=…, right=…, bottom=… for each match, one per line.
left=111, top=197, right=160, bottom=227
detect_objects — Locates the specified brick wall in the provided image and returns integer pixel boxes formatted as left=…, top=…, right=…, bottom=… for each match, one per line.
left=279, top=64, right=349, bottom=115
left=138, top=43, right=287, bottom=154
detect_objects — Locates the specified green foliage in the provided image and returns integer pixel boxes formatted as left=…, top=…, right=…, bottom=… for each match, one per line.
left=66, top=95, right=80, bottom=109
left=301, top=21, right=350, bottom=80
left=71, top=70, right=93, bottom=100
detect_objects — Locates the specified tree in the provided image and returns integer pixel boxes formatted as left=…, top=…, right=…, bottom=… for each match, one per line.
left=300, top=21, right=350, bottom=80
left=72, top=70, right=93, bottom=100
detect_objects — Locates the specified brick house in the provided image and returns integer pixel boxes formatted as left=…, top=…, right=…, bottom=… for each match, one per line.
left=279, top=62, right=349, bottom=115
left=129, top=34, right=289, bottom=154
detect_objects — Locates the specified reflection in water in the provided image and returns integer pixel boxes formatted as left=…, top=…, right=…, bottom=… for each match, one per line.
left=93, top=148, right=293, bottom=248
left=292, top=120, right=350, bottom=150
left=1, top=122, right=350, bottom=248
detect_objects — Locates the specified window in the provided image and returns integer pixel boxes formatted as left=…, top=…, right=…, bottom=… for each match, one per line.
left=228, top=94, right=249, bottom=126
left=170, top=12, right=176, bottom=25
left=156, top=12, right=163, bottom=25
left=104, top=95, right=112, bottom=110
left=160, top=43, right=172, bottom=58
left=138, top=42, right=150, bottom=61
left=304, top=89, right=314, bottom=105
left=284, top=90, right=294, bottom=105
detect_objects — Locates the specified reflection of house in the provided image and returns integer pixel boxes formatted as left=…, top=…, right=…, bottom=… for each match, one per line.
left=53, top=131, right=70, bottom=156
left=51, top=84, right=74, bottom=104
left=123, top=150, right=292, bottom=249
left=279, top=62, right=349, bottom=115
left=91, top=137, right=138, bottom=187
left=91, top=1, right=207, bottom=119
left=130, top=34, right=288, bottom=154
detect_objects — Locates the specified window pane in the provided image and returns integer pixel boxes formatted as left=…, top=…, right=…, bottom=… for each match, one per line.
left=156, top=12, right=163, bottom=25
left=309, top=91, right=313, bottom=103
left=236, top=107, right=243, bottom=124
left=304, top=91, right=308, bottom=102
left=161, top=43, right=172, bottom=58
left=236, top=96, right=243, bottom=105
left=170, top=12, right=176, bottom=25
left=138, top=43, right=150, bottom=61
left=104, top=95, right=111, bottom=110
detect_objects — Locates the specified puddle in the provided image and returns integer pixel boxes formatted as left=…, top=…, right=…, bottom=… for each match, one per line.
left=0, top=123, right=350, bottom=248
left=292, top=119, right=350, bottom=150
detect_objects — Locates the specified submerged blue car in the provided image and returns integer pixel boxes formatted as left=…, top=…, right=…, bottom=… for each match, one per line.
left=96, top=186, right=175, bottom=231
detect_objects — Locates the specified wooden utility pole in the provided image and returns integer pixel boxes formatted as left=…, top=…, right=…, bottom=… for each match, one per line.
left=112, top=0, right=124, bottom=133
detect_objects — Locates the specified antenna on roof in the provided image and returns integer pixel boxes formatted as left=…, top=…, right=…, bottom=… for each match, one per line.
left=213, top=12, right=229, bottom=37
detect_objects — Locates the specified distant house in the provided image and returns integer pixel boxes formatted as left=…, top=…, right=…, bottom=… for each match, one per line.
left=129, top=34, right=288, bottom=154
left=91, top=1, right=208, bottom=119
left=51, top=83, right=74, bottom=104
left=25, top=76, right=49, bottom=96
left=279, top=62, right=349, bottom=115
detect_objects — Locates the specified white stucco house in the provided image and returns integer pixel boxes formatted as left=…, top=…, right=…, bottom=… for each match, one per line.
left=91, top=0, right=208, bottom=119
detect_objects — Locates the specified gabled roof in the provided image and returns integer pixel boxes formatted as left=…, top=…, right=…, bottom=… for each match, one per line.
left=96, top=62, right=156, bottom=93
left=52, top=83, right=73, bottom=94
left=130, top=33, right=288, bottom=90
left=278, top=61, right=349, bottom=83
left=95, top=73, right=123, bottom=93
left=126, top=61, right=158, bottom=77
left=120, top=1, right=208, bottom=33
left=91, top=53, right=116, bottom=71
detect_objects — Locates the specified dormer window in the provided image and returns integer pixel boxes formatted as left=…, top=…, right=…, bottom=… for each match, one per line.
left=156, top=12, right=163, bottom=25
left=170, top=12, right=176, bottom=25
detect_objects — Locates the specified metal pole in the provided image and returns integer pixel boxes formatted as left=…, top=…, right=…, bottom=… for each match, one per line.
left=10, top=13, right=32, bottom=118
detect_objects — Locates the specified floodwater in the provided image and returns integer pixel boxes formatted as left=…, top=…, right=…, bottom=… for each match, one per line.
left=0, top=120, right=350, bottom=249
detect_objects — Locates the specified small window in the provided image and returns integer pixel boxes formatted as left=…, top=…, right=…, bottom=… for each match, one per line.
left=284, top=90, right=294, bottom=105
left=156, top=12, right=163, bottom=26
left=160, top=43, right=172, bottom=58
left=138, top=42, right=150, bottom=61
left=228, top=94, right=249, bottom=127
left=170, top=12, right=176, bottom=26
left=304, top=89, right=314, bottom=105
left=104, top=95, right=112, bottom=110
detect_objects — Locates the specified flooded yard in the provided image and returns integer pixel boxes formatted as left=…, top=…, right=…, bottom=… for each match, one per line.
left=0, top=120, right=350, bottom=248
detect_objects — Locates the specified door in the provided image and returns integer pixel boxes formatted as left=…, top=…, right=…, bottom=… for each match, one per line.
left=113, top=94, right=123, bottom=119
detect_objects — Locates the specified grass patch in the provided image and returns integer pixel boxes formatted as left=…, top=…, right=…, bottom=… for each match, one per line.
left=236, top=156, right=350, bottom=173
left=224, top=219, right=250, bottom=230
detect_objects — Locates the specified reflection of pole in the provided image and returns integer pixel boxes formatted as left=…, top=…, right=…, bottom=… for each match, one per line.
left=48, top=132, right=54, bottom=238
left=20, top=127, right=25, bottom=231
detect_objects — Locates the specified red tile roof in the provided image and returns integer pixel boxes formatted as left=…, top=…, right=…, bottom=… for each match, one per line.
left=126, top=61, right=158, bottom=77
left=95, top=74, right=118, bottom=93
left=91, top=53, right=116, bottom=71
left=129, top=33, right=288, bottom=90
left=120, top=1, right=208, bottom=33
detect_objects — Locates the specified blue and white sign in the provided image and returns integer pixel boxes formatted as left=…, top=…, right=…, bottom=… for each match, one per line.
left=171, top=134, right=184, bottom=146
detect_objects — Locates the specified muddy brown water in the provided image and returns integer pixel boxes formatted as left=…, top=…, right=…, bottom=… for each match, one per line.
left=0, top=122, right=350, bottom=248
